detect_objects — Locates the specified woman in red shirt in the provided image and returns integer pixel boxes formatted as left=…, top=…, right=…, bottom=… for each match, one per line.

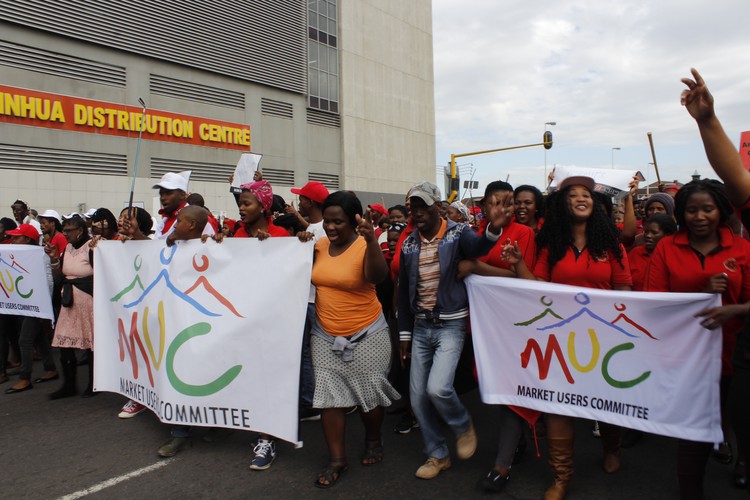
left=646, top=179, right=750, bottom=500
left=223, top=180, right=288, bottom=470
left=514, top=185, right=545, bottom=233
left=627, top=214, right=677, bottom=291
left=509, top=176, right=631, bottom=500
left=232, top=181, right=288, bottom=239
left=0, top=217, right=17, bottom=244
left=38, top=210, right=67, bottom=258
left=459, top=181, right=538, bottom=493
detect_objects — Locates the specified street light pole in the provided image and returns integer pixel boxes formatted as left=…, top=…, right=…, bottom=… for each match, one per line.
left=544, top=121, right=556, bottom=187
left=611, top=147, right=621, bottom=169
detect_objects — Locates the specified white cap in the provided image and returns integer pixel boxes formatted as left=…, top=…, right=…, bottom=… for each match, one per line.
left=38, top=209, right=62, bottom=223
left=152, top=171, right=191, bottom=192
left=84, top=208, right=97, bottom=218
left=64, top=212, right=80, bottom=220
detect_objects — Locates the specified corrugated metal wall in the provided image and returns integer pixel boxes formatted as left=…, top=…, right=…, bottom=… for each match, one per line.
left=0, top=0, right=307, bottom=94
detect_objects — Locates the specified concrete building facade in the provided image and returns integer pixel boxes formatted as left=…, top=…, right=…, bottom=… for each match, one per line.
left=0, top=0, right=435, bottom=218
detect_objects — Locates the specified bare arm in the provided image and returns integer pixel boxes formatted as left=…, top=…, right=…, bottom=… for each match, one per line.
left=357, top=212, right=388, bottom=284
left=620, top=178, right=638, bottom=246
left=682, top=68, right=750, bottom=205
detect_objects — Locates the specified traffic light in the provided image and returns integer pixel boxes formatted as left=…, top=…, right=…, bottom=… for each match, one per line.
left=543, top=131, right=553, bottom=150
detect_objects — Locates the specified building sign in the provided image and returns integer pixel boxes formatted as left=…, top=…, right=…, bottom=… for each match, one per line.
left=0, top=85, right=251, bottom=151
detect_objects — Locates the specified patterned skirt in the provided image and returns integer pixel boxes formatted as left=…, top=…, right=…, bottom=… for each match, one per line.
left=311, top=327, right=400, bottom=412
left=52, top=287, right=94, bottom=350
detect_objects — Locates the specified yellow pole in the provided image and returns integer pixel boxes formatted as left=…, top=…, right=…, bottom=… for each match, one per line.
left=446, top=141, right=549, bottom=202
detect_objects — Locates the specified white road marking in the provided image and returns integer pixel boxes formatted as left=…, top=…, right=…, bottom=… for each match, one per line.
left=57, top=460, right=173, bottom=500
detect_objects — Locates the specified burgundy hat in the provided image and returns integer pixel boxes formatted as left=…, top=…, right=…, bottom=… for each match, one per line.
left=368, top=203, right=388, bottom=216
left=6, top=224, right=40, bottom=241
left=291, top=181, right=330, bottom=204
left=557, top=175, right=596, bottom=192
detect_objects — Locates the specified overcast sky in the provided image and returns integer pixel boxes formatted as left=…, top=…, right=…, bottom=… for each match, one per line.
left=432, top=0, right=750, bottom=198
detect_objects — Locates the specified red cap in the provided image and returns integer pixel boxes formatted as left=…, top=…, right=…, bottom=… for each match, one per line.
left=368, top=204, right=388, bottom=216
left=291, top=181, right=329, bottom=204
left=6, top=224, right=40, bottom=241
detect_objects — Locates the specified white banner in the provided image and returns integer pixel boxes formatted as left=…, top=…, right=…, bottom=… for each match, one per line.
left=94, top=238, right=312, bottom=445
left=550, top=166, right=645, bottom=199
left=230, top=153, right=262, bottom=193
left=466, top=276, right=723, bottom=443
left=0, top=245, right=53, bottom=320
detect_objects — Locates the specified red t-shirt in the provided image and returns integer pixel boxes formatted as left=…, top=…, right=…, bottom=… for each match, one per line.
left=49, top=232, right=68, bottom=258
left=233, top=219, right=289, bottom=238
left=646, top=226, right=750, bottom=375
left=478, top=221, right=537, bottom=271
left=158, top=202, right=188, bottom=237
left=207, top=213, right=220, bottom=234
left=533, top=245, right=632, bottom=289
left=627, top=245, right=651, bottom=292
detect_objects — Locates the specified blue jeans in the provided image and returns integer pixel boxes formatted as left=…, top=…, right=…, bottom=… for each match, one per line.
left=409, top=318, right=471, bottom=459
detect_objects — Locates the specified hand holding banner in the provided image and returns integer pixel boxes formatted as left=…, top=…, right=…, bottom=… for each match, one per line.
left=0, top=245, right=53, bottom=320
left=94, top=238, right=312, bottom=445
left=466, top=275, right=723, bottom=443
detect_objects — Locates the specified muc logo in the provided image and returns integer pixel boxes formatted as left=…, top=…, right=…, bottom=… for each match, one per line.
left=111, top=245, right=244, bottom=396
left=0, top=251, right=34, bottom=299
left=515, top=292, right=656, bottom=389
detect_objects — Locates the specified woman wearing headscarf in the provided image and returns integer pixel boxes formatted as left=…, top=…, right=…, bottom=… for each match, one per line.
left=299, top=191, right=399, bottom=488
left=45, top=215, right=96, bottom=399
left=222, top=180, right=289, bottom=470
left=231, top=181, right=288, bottom=239
left=446, top=201, right=471, bottom=224
left=506, top=176, right=632, bottom=499
left=643, top=192, right=676, bottom=219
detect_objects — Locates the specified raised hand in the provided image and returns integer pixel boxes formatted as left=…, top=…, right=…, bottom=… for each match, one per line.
left=355, top=210, right=376, bottom=243
left=681, top=68, right=714, bottom=123
left=485, top=191, right=514, bottom=232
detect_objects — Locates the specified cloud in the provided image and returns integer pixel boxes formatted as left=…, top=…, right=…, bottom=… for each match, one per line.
left=433, top=0, right=750, bottom=191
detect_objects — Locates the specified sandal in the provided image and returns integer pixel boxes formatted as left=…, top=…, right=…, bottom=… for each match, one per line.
left=714, top=441, right=733, bottom=465
left=314, top=458, right=348, bottom=489
left=361, top=439, right=384, bottom=466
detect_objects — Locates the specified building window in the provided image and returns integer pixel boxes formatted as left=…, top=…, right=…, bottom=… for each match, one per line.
left=308, top=0, right=338, bottom=114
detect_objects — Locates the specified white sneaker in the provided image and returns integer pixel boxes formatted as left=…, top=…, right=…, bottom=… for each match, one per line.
left=118, top=399, right=147, bottom=419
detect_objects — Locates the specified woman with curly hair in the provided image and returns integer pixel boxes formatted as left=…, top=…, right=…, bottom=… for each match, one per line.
left=506, top=176, right=631, bottom=499
left=646, top=179, right=750, bottom=500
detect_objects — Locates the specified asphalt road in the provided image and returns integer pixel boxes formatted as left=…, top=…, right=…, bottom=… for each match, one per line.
left=1, top=359, right=746, bottom=500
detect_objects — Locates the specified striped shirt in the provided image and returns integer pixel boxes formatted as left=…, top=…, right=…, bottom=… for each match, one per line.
left=416, top=219, right=447, bottom=312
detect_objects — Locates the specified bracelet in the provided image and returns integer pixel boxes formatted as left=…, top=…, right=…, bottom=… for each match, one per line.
left=50, top=260, right=60, bottom=268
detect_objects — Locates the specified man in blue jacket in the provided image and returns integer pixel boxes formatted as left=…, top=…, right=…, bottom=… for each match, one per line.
left=398, top=181, right=512, bottom=479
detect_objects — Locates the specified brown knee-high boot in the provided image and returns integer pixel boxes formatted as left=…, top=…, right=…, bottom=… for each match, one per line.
left=544, top=437, right=574, bottom=500
left=599, top=422, right=622, bottom=473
